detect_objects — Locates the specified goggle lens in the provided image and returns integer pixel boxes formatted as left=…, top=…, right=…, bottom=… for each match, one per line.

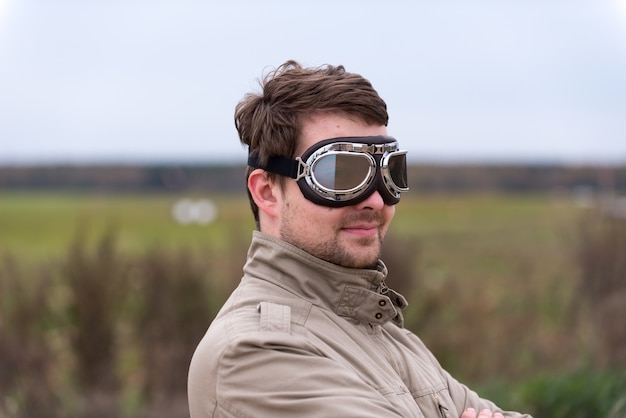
left=387, top=152, right=408, bottom=190
left=312, top=154, right=373, bottom=191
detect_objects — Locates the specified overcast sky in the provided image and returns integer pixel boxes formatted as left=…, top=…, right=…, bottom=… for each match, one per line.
left=1, top=0, right=625, bottom=165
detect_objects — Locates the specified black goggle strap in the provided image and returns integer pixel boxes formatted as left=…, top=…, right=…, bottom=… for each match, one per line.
left=247, top=153, right=305, bottom=180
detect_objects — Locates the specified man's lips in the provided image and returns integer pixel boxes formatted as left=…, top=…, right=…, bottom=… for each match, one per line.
left=341, top=223, right=379, bottom=236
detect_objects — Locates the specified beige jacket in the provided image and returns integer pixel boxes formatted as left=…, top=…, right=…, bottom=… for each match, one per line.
left=188, top=231, right=531, bottom=418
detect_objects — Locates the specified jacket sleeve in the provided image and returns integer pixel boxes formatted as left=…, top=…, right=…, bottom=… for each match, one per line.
left=442, top=368, right=533, bottom=418
left=394, top=327, right=533, bottom=418
left=405, top=330, right=532, bottom=418
left=189, top=326, right=407, bottom=418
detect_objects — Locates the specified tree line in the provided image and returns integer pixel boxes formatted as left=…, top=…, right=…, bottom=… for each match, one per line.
left=0, top=163, right=624, bottom=194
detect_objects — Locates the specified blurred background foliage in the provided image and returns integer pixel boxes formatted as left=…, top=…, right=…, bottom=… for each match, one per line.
left=1, top=164, right=625, bottom=417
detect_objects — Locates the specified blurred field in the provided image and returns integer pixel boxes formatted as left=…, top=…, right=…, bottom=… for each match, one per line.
left=1, top=190, right=625, bottom=417
left=0, top=192, right=256, bottom=262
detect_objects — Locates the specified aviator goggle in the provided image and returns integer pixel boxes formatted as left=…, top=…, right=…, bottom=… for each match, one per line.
left=248, top=136, right=409, bottom=207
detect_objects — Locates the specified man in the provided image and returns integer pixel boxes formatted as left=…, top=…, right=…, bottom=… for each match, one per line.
left=188, top=61, right=531, bottom=418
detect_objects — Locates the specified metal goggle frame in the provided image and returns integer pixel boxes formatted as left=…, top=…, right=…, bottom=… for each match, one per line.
left=248, top=135, right=409, bottom=207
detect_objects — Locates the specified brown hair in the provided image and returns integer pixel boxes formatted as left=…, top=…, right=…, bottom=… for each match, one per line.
left=234, top=60, right=389, bottom=226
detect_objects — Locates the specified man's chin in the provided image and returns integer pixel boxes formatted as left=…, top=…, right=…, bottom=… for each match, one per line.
left=340, top=246, right=381, bottom=269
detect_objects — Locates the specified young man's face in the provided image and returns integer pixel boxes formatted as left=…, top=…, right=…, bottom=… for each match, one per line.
left=276, top=113, right=395, bottom=269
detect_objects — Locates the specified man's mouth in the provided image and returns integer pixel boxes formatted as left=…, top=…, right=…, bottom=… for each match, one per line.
left=341, top=223, right=379, bottom=237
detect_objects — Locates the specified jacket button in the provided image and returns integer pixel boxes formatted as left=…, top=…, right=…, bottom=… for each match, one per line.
left=379, top=299, right=387, bottom=306
left=375, top=312, right=383, bottom=319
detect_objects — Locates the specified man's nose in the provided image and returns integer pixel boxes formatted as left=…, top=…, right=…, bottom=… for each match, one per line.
left=354, top=190, right=385, bottom=210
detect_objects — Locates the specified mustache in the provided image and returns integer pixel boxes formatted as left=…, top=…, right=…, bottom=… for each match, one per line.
left=339, top=212, right=385, bottom=228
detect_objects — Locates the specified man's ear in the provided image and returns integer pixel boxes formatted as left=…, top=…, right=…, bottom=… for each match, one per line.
left=247, top=169, right=281, bottom=219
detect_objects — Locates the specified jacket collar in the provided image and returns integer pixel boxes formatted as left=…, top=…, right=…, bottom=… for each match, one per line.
left=244, top=231, right=408, bottom=327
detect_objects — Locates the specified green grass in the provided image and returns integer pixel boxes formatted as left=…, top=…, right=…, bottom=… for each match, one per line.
left=0, top=191, right=255, bottom=262
left=392, top=192, right=581, bottom=306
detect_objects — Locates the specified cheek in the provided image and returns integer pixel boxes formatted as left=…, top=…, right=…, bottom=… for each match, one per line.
left=297, top=200, right=336, bottom=226
left=381, top=205, right=395, bottom=231
left=282, top=185, right=314, bottom=220
left=284, top=195, right=338, bottom=232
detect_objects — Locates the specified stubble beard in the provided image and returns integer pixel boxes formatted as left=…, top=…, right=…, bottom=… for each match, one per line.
left=280, top=211, right=386, bottom=269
